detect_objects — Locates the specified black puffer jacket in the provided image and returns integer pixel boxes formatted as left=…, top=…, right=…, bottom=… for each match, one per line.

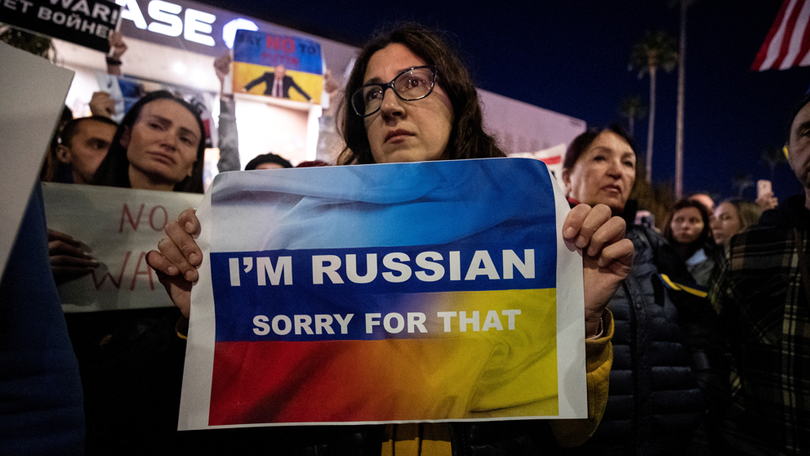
left=564, top=204, right=726, bottom=456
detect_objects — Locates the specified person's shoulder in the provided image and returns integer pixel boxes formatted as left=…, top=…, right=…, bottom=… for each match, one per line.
left=628, top=223, right=665, bottom=248
left=758, top=194, right=809, bottom=229
left=726, top=223, right=792, bottom=264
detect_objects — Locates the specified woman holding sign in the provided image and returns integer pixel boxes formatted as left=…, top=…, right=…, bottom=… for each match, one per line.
left=148, top=24, right=633, bottom=454
left=62, top=90, right=207, bottom=455
left=559, top=126, right=726, bottom=455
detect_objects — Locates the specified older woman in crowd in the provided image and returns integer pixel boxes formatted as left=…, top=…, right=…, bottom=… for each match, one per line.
left=560, top=125, right=726, bottom=456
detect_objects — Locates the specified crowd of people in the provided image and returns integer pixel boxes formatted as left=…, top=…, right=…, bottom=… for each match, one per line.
left=2, top=22, right=809, bottom=456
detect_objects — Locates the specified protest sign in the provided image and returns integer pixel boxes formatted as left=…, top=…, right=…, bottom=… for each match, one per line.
left=233, top=29, right=324, bottom=104
left=179, top=158, right=587, bottom=429
left=1, top=43, right=73, bottom=278
left=42, top=183, right=202, bottom=312
left=2, top=0, right=121, bottom=52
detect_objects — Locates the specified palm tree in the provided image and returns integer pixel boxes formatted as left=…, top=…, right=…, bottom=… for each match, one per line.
left=732, top=171, right=754, bottom=197
left=761, top=145, right=788, bottom=180
left=630, top=31, right=678, bottom=183
left=674, top=0, right=698, bottom=199
left=619, top=95, right=648, bottom=138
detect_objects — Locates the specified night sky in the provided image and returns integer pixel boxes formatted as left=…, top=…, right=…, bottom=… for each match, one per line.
left=196, top=0, right=810, bottom=203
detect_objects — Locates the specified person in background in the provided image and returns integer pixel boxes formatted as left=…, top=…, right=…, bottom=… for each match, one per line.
left=690, top=193, right=715, bottom=213
left=41, top=31, right=128, bottom=181
left=53, top=116, right=118, bottom=185
left=46, top=116, right=118, bottom=285
left=561, top=126, right=726, bottom=456
left=244, top=152, right=293, bottom=170
left=709, top=92, right=810, bottom=455
left=147, top=23, right=636, bottom=455
left=664, top=199, right=719, bottom=287
left=710, top=198, right=762, bottom=246
left=40, top=105, right=74, bottom=183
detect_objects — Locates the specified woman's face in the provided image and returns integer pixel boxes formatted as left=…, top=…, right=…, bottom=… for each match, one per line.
left=562, top=131, right=636, bottom=210
left=121, top=99, right=200, bottom=187
left=711, top=202, right=741, bottom=245
left=670, top=207, right=705, bottom=244
left=363, top=43, right=454, bottom=164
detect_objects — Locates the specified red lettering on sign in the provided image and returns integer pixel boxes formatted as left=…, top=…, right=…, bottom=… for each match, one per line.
left=120, top=203, right=145, bottom=233
left=282, top=38, right=294, bottom=53
left=91, top=251, right=131, bottom=290
left=149, top=206, right=168, bottom=231
left=266, top=35, right=279, bottom=51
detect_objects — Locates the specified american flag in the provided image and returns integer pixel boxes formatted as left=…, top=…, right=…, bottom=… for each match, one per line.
left=752, top=0, right=810, bottom=71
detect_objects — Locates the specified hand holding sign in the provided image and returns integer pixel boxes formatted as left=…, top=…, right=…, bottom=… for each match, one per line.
left=147, top=207, right=201, bottom=318
left=48, top=228, right=99, bottom=286
left=562, top=203, right=633, bottom=337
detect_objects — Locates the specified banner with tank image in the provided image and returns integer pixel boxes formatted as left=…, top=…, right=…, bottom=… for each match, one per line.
left=178, top=158, right=587, bottom=428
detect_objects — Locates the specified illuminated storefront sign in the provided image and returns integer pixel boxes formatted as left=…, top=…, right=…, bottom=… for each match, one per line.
left=113, top=0, right=262, bottom=55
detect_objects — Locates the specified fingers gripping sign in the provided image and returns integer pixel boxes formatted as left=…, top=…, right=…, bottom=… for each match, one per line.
left=563, top=203, right=635, bottom=337
left=146, top=208, right=202, bottom=318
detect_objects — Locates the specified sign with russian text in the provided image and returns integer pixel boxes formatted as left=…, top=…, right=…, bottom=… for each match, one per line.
left=179, top=158, right=587, bottom=429
left=42, top=183, right=202, bottom=312
left=3, top=0, right=122, bottom=52
left=233, top=29, right=323, bottom=104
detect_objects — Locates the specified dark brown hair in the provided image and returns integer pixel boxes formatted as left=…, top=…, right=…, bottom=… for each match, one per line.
left=563, top=124, right=637, bottom=172
left=337, top=23, right=504, bottom=164
left=58, top=115, right=118, bottom=149
left=663, top=198, right=713, bottom=259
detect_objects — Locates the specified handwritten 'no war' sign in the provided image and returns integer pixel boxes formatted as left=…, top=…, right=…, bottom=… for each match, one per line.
left=179, top=158, right=587, bottom=429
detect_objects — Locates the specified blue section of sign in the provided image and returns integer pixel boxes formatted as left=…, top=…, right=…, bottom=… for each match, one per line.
left=212, top=241, right=555, bottom=343
left=233, top=29, right=322, bottom=74
left=207, top=159, right=562, bottom=344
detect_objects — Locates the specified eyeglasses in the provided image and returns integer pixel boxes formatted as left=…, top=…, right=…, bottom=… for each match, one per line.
left=351, top=65, right=438, bottom=117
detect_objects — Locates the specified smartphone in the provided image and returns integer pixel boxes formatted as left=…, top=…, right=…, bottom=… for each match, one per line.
left=757, top=180, right=772, bottom=199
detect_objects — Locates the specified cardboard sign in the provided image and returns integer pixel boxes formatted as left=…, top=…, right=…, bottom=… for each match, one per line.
left=179, top=158, right=587, bottom=429
left=2, top=0, right=121, bottom=52
left=233, top=29, right=324, bottom=104
left=42, top=183, right=202, bottom=312
left=0, top=43, right=74, bottom=278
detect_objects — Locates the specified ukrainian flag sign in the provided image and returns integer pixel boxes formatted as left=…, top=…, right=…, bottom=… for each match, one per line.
left=178, top=158, right=587, bottom=429
left=232, top=29, right=323, bottom=104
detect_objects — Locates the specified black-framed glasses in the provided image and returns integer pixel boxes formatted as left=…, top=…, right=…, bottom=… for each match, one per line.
left=351, top=65, right=438, bottom=117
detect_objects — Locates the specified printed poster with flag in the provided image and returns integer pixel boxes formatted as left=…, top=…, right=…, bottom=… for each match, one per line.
left=178, top=158, right=587, bottom=429
left=233, top=29, right=324, bottom=104
left=752, top=0, right=810, bottom=71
